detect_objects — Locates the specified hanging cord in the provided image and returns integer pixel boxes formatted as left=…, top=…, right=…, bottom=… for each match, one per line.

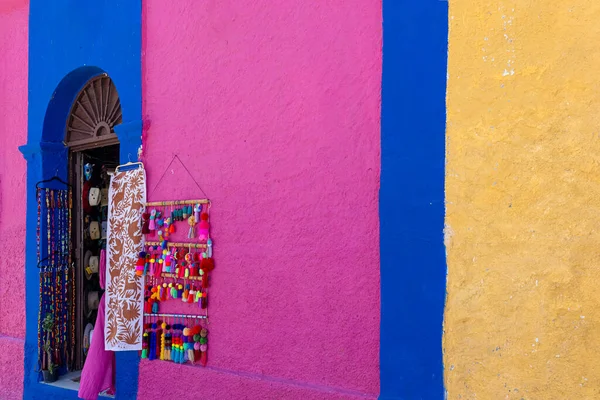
left=149, top=155, right=209, bottom=199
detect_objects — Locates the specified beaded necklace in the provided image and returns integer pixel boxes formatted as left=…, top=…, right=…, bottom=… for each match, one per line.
left=36, top=189, right=43, bottom=371
left=56, top=192, right=63, bottom=365
left=58, top=191, right=66, bottom=365
left=68, top=188, right=75, bottom=369
left=37, top=189, right=73, bottom=373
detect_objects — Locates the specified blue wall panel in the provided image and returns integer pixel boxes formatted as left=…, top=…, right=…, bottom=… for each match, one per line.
left=20, top=1, right=142, bottom=398
left=380, top=1, right=448, bottom=399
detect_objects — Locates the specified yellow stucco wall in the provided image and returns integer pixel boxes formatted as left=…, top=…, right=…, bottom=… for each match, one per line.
left=444, top=2, right=600, bottom=399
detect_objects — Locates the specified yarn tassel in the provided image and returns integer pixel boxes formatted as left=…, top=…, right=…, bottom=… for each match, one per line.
left=156, top=329, right=162, bottom=361
left=141, top=329, right=149, bottom=358
left=182, top=285, right=190, bottom=303
left=198, top=212, right=210, bottom=242
left=142, top=212, right=150, bottom=234
left=188, top=215, right=196, bottom=239
left=194, top=204, right=201, bottom=224
left=182, top=334, right=189, bottom=363
left=171, top=341, right=177, bottom=363
left=175, top=331, right=182, bottom=363
left=162, top=283, right=169, bottom=301
left=160, top=324, right=166, bottom=360
left=149, top=210, right=156, bottom=231
left=165, top=329, right=172, bottom=361
left=201, top=257, right=215, bottom=272
left=149, top=326, right=156, bottom=360
left=207, top=238, right=213, bottom=258
left=144, top=299, right=151, bottom=314
left=200, top=350, right=207, bottom=366
left=194, top=341, right=201, bottom=362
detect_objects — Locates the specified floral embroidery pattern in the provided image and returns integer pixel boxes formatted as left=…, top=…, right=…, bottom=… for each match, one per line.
left=104, top=167, right=146, bottom=351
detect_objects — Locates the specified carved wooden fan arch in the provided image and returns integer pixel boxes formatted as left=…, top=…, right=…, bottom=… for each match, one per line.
left=65, top=74, right=122, bottom=151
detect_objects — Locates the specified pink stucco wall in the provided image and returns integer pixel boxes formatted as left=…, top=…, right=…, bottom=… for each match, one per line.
left=0, top=1, right=28, bottom=399
left=140, top=1, right=382, bottom=399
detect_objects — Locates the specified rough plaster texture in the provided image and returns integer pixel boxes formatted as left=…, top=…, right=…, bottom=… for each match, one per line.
left=0, top=337, right=25, bottom=400
left=0, top=2, right=28, bottom=399
left=141, top=1, right=382, bottom=398
left=445, top=2, right=600, bottom=399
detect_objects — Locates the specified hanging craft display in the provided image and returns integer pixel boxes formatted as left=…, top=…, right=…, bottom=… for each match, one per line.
left=141, top=199, right=214, bottom=366
left=36, top=182, right=75, bottom=378
left=104, top=163, right=146, bottom=351
left=140, top=315, right=209, bottom=366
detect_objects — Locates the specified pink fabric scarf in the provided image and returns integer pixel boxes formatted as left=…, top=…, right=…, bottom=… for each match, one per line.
left=79, top=249, right=115, bottom=400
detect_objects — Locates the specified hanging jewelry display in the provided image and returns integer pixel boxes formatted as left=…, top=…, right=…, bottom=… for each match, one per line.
left=139, top=155, right=214, bottom=366
left=35, top=179, right=75, bottom=380
left=141, top=199, right=213, bottom=366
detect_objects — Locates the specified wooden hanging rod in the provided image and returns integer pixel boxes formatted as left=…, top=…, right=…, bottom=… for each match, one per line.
left=160, top=273, right=202, bottom=281
left=144, top=241, right=207, bottom=249
left=145, top=199, right=210, bottom=206
left=144, top=313, right=207, bottom=319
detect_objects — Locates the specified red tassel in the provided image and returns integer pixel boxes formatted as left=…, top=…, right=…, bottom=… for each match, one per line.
left=200, top=351, right=207, bottom=366
left=200, top=257, right=215, bottom=272
left=142, top=213, right=150, bottom=234
left=156, top=329, right=162, bottom=357
left=169, top=223, right=176, bottom=234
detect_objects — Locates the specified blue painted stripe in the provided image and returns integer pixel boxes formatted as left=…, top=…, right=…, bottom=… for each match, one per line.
left=380, top=1, right=448, bottom=399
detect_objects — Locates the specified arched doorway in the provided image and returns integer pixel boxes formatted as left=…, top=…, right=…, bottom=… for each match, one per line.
left=66, top=74, right=121, bottom=375
left=20, top=64, right=142, bottom=398
left=21, top=60, right=142, bottom=397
